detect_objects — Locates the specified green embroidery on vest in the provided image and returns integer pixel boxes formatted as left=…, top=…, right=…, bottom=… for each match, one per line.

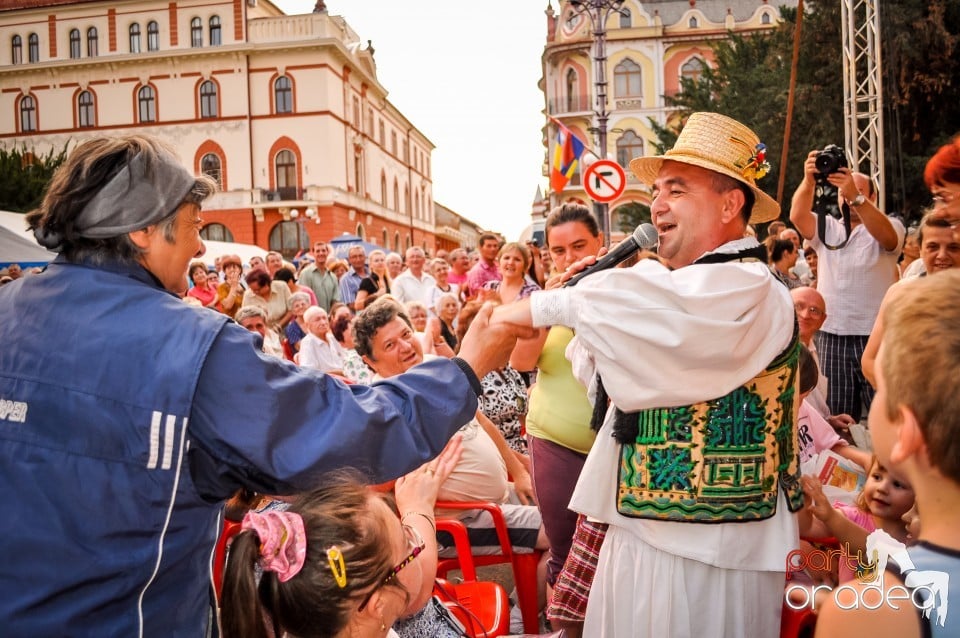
left=617, top=337, right=804, bottom=523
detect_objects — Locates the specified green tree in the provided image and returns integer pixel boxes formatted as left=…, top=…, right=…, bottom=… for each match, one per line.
left=648, top=0, right=960, bottom=224
left=0, top=143, right=69, bottom=212
left=614, top=201, right=651, bottom=233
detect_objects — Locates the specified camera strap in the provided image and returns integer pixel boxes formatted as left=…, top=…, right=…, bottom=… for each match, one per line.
left=817, top=202, right=852, bottom=250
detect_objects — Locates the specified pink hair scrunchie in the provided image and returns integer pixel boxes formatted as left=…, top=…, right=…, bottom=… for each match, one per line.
left=241, top=510, right=307, bottom=582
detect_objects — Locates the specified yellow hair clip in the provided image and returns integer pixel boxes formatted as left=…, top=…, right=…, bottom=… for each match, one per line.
left=326, top=546, right=348, bottom=589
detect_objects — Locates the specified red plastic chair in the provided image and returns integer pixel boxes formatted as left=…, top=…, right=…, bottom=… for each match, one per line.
left=780, top=536, right=839, bottom=638
left=435, top=500, right=543, bottom=634
left=434, top=577, right=510, bottom=638
left=213, top=519, right=242, bottom=603
left=433, top=518, right=510, bottom=637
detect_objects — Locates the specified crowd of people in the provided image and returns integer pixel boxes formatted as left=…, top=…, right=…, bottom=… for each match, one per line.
left=1, top=120, right=958, bottom=638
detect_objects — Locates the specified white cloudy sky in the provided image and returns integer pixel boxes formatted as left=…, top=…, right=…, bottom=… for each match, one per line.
left=273, top=0, right=548, bottom=241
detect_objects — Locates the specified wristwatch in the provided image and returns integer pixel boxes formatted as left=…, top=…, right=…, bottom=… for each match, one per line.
left=847, top=193, right=866, bottom=207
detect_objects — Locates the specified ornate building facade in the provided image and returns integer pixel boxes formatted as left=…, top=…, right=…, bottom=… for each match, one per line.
left=540, top=0, right=797, bottom=231
left=0, top=0, right=471, bottom=256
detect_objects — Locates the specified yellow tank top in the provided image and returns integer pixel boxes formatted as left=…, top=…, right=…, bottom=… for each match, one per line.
left=525, top=327, right=596, bottom=455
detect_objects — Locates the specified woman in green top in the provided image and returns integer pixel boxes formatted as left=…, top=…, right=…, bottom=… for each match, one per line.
left=510, top=203, right=604, bottom=611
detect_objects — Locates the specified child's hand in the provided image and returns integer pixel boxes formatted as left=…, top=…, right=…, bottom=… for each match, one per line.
left=802, top=475, right=835, bottom=523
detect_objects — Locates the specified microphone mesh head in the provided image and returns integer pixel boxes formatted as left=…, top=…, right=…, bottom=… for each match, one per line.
left=633, top=223, right=659, bottom=249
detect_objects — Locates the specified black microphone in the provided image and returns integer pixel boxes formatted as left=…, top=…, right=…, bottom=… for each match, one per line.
left=564, top=223, right=659, bottom=287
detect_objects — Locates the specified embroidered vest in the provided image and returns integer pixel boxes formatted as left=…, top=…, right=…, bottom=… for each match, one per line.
left=615, top=331, right=804, bottom=524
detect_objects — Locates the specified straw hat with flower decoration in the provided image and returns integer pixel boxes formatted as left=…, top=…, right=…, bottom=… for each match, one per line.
left=629, top=112, right=780, bottom=223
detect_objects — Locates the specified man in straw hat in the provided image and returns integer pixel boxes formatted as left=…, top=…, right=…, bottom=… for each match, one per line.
left=493, top=112, right=801, bottom=636
left=0, top=134, right=530, bottom=635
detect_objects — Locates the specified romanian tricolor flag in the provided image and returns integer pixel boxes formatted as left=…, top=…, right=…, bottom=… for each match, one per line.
left=550, top=120, right=586, bottom=193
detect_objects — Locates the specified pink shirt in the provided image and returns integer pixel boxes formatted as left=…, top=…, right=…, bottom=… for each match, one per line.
left=833, top=501, right=876, bottom=583
left=797, top=399, right=845, bottom=463
left=464, top=260, right=500, bottom=296
left=187, top=283, right=217, bottom=307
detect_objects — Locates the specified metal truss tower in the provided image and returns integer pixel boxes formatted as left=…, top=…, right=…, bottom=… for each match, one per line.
left=841, top=0, right=885, bottom=209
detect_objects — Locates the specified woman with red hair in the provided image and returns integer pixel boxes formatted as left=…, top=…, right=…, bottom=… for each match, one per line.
left=924, top=134, right=960, bottom=216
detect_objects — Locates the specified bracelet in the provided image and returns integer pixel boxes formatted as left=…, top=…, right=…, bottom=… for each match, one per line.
left=401, top=510, right=436, bottom=533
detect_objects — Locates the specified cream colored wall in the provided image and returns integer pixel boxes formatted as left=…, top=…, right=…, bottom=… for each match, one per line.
left=0, top=2, right=451, bottom=236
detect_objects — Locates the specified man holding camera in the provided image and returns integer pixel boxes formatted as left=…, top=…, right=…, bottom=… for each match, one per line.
left=790, top=148, right=904, bottom=423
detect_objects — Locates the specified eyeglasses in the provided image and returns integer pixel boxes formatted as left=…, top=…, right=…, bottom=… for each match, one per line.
left=932, top=190, right=958, bottom=205
left=794, top=303, right=825, bottom=318
left=357, top=524, right=425, bottom=611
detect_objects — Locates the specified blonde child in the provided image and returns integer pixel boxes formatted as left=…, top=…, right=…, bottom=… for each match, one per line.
left=801, top=456, right=915, bottom=584
left=814, top=257, right=960, bottom=636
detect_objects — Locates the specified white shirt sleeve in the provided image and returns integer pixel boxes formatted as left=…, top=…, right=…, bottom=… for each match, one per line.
left=529, top=258, right=795, bottom=411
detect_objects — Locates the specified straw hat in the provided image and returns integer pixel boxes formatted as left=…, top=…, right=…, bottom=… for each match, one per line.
left=630, top=112, right=780, bottom=223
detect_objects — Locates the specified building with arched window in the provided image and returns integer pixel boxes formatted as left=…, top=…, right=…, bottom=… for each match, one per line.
left=541, top=0, right=794, bottom=230
left=0, top=0, right=478, bottom=258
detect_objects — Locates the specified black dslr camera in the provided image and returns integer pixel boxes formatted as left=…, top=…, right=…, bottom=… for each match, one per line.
left=813, top=144, right=848, bottom=220
left=812, top=144, right=851, bottom=249
left=815, top=144, right=847, bottom=177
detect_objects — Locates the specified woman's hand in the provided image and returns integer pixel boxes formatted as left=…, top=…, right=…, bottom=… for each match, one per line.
left=425, top=316, right=442, bottom=342
left=511, top=466, right=537, bottom=506
left=395, top=435, right=463, bottom=512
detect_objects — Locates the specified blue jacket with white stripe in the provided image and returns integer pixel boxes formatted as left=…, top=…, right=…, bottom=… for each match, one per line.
left=0, top=256, right=477, bottom=636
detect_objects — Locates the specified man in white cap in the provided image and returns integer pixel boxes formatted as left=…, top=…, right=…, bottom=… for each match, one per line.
left=493, top=112, right=801, bottom=636
left=0, top=134, right=528, bottom=636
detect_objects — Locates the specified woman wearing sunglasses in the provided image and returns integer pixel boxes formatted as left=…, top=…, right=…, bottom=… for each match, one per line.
left=221, top=438, right=462, bottom=638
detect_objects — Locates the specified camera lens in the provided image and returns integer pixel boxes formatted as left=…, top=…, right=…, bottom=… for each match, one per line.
left=815, top=145, right=846, bottom=175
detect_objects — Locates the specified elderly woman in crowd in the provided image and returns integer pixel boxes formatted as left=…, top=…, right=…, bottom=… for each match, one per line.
left=404, top=299, right=453, bottom=358
left=215, top=254, right=244, bottom=318
left=385, top=252, right=405, bottom=281
left=284, top=291, right=313, bottom=353
left=433, top=292, right=459, bottom=352
left=185, top=261, right=218, bottom=308
left=427, top=258, right=460, bottom=313
left=242, top=268, right=292, bottom=330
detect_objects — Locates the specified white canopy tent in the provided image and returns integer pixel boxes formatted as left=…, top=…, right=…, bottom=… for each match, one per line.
left=0, top=210, right=265, bottom=269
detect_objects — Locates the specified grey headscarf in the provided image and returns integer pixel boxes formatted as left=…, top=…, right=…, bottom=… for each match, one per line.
left=34, top=148, right=196, bottom=249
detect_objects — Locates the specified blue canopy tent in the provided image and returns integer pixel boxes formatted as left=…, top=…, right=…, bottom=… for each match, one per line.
left=328, top=234, right=381, bottom=261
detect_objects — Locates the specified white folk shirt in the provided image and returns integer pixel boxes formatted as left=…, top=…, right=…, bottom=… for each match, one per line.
left=809, top=214, right=904, bottom=335
left=529, top=238, right=799, bottom=571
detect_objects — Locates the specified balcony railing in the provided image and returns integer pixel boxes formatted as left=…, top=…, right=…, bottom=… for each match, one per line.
left=548, top=95, right=592, bottom=115
left=276, top=186, right=303, bottom=201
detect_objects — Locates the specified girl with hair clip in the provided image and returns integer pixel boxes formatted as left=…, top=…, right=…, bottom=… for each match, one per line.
left=221, top=438, right=462, bottom=638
